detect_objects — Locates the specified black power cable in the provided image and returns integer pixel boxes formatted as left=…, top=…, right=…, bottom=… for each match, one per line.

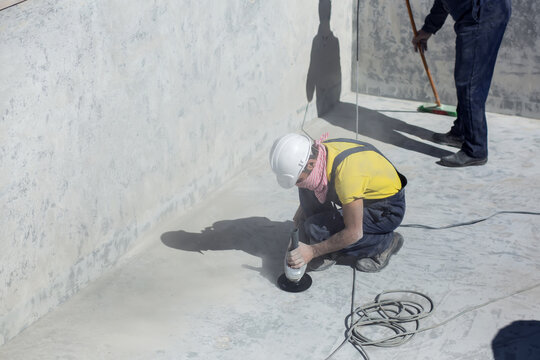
left=400, top=210, right=540, bottom=230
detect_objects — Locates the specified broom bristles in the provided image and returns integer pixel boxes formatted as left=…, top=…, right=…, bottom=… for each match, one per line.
left=417, top=103, right=457, bottom=117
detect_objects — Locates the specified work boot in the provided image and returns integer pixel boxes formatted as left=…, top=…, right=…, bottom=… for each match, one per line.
left=355, top=233, right=404, bottom=273
left=438, top=150, right=487, bottom=168
left=308, top=254, right=337, bottom=272
left=432, top=132, right=463, bottom=148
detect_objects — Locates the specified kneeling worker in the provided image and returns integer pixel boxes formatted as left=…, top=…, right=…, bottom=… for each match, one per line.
left=270, top=133, right=407, bottom=272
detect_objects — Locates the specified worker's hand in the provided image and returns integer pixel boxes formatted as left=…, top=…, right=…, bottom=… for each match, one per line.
left=287, top=242, right=314, bottom=269
left=412, top=29, right=432, bottom=53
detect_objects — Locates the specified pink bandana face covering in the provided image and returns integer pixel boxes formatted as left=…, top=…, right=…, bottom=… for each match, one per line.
left=297, top=133, right=329, bottom=203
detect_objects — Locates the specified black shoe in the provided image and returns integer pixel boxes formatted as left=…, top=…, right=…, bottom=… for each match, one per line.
left=355, top=233, right=404, bottom=273
left=438, top=150, right=487, bottom=167
left=432, top=132, right=463, bottom=148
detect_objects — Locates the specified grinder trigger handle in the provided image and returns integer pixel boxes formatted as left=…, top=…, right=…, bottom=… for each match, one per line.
left=288, top=228, right=300, bottom=251
left=284, top=228, right=306, bottom=283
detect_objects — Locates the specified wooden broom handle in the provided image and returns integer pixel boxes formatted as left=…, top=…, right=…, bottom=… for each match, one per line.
left=405, top=0, right=442, bottom=107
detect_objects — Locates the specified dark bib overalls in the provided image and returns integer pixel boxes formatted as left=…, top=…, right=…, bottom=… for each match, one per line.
left=298, top=139, right=407, bottom=259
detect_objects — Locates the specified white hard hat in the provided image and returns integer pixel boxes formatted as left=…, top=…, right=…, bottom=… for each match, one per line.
left=269, top=133, right=312, bottom=189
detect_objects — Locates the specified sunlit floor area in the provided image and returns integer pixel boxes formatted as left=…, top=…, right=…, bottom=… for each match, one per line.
left=1, top=93, right=539, bottom=360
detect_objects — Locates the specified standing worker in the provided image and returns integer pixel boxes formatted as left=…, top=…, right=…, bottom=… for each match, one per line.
left=269, top=133, right=407, bottom=272
left=413, top=0, right=511, bottom=167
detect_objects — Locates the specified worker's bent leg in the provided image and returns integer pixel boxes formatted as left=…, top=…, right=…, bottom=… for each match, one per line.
left=297, top=188, right=339, bottom=245
left=344, top=189, right=406, bottom=258
left=303, top=211, right=345, bottom=243
left=301, top=189, right=406, bottom=259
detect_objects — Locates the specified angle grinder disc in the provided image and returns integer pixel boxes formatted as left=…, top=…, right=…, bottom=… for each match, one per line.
left=277, top=273, right=312, bottom=293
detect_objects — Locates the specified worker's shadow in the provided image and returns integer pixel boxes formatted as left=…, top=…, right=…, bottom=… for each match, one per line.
left=321, top=101, right=454, bottom=159
left=161, top=217, right=294, bottom=287
left=306, top=1, right=451, bottom=159
left=306, top=0, right=342, bottom=116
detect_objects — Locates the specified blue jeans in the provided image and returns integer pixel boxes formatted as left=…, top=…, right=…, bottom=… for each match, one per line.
left=298, top=188, right=406, bottom=259
left=450, top=0, right=511, bottom=159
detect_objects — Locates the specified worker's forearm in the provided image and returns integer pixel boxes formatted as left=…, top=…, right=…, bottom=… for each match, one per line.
left=310, top=229, right=362, bottom=258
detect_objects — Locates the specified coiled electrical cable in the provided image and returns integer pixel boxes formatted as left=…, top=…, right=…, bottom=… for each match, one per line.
left=324, top=210, right=540, bottom=360
left=325, top=270, right=540, bottom=360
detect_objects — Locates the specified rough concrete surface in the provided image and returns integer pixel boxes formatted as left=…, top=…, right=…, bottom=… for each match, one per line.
left=0, top=93, right=538, bottom=360
left=0, top=0, right=352, bottom=344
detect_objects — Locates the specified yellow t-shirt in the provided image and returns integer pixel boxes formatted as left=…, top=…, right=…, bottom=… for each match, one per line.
left=325, top=141, right=402, bottom=205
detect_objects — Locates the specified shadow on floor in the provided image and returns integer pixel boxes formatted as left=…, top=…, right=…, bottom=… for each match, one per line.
left=321, top=101, right=454, bottom=159
left=161, top=217, right=295, bottom=288
left=492, top=320, right=540, bottom=360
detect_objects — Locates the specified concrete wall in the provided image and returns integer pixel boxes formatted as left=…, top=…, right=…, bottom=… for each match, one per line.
left=353, top=0, right=540, bottom=119
left=0, top=0, right=352, bottom=345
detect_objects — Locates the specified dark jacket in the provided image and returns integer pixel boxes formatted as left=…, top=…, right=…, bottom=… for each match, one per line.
left=421, top=0, right=486, bottom=33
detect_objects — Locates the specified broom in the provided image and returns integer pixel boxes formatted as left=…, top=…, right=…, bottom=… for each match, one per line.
left=405, top=0, right=457, bottom=117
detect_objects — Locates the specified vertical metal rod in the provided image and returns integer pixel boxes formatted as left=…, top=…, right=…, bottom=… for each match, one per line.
left=355, top=67, right=359, bottom=140
left=355, top=0, right=360, bottom=140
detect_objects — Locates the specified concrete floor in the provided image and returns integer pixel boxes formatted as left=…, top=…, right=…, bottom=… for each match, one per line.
left=1, top=94, right=539, bottom=360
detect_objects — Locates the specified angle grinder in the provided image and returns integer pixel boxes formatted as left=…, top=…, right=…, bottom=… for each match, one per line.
left=277, top=228, right=312, bottom=292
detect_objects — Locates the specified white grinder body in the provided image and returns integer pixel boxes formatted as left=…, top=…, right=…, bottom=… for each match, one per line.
left=284, top=228, right=307, bottom=282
